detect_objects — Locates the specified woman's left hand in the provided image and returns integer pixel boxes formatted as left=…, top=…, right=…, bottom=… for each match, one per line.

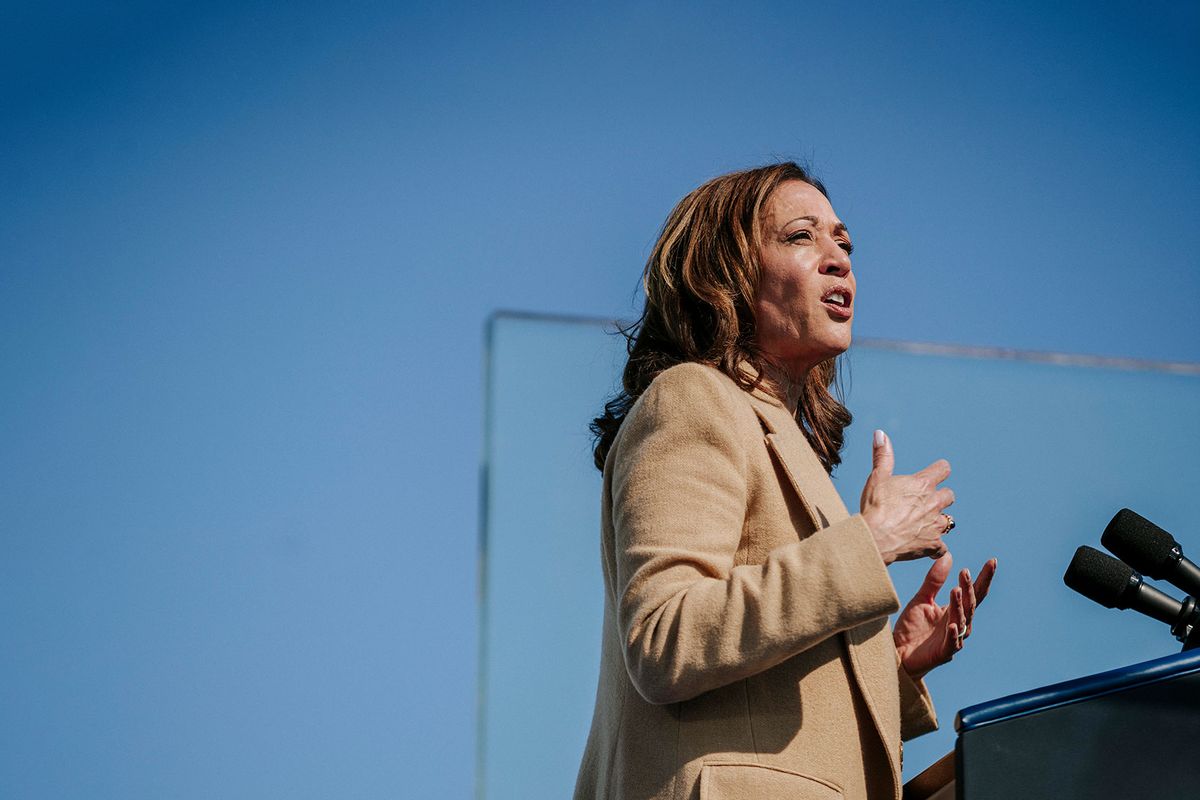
left=893, top=553, right=997, bottom=681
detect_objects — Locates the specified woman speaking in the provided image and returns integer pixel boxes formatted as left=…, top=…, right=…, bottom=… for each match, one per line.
left=574, top=163, right=997, bottom=800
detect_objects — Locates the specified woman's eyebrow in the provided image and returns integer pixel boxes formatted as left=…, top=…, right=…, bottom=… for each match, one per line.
left=783, top=215, right=851, bottom=237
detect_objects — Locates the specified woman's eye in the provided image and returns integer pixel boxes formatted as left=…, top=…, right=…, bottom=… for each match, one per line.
left=839, top=241, right=854, bottom=255
left=787, top=230, right=813, bottom=243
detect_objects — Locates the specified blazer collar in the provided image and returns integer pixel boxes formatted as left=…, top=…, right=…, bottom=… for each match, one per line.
left=734, top=361, right=790, bottom=421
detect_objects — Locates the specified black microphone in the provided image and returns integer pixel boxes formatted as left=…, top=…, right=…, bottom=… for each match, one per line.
left=1063, top=545, right=1199, bottom=644
left=1101, top=508, right=1200, bottom=598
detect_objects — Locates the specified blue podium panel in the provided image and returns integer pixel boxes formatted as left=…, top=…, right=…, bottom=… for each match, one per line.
left=479, top=312, right=1200, bottom=799
left=956, top=650, right=1200, bottom=798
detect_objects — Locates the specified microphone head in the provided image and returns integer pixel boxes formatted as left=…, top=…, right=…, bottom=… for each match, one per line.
left=1100, top=508, right=1180, bottom=579
left=1064, top=545, right=1139, bottom=609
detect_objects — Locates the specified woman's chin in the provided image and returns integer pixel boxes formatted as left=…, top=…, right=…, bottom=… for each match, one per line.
left=821, top=332, right=852, bottom=360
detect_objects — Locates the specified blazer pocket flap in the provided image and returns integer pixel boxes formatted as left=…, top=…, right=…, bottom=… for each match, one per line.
left=700, top=762, right=843, bottom=800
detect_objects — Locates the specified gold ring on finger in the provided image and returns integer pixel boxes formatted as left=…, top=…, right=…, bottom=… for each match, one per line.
left=942, top=514, right=956, bottom=534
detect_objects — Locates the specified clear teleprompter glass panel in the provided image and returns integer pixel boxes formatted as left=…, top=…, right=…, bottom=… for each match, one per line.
left=479, top=312, right=1200, bottom=799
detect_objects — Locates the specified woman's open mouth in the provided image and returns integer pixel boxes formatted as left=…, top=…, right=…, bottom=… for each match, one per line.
left=821, top=287, right=853, bottom=319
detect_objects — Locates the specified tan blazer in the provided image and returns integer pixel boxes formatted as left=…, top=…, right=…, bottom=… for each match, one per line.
left=574, top=363, right=937, bottom=800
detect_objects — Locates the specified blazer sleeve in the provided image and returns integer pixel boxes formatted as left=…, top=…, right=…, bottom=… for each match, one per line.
left=897, top=662, right=939, bottom=740
left=611, top=364, right=901, bottom=705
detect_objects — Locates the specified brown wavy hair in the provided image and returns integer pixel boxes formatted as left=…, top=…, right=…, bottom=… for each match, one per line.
left=590, top=162, right=852, bottom=473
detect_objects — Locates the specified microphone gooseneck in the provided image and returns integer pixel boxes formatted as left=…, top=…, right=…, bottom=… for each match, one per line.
left=1063, top=546, right=1190, bottom=629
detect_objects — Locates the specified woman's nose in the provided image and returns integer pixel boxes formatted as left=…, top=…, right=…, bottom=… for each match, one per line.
left=820, top=244, right=851, bottom=276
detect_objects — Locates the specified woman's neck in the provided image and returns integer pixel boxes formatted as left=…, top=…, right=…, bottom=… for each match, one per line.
left=759, top=358, right=806, bottom=415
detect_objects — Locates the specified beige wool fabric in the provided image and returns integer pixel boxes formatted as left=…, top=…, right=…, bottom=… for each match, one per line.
left=574, top=363, right=937, bottom=800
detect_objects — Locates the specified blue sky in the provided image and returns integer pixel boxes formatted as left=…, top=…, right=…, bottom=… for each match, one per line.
left=1, top=2, right=1197, bottom=797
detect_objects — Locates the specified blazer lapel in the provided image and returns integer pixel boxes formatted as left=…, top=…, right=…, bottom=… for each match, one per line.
left=748, top=395, right=838, bottom=531
left=763, top=429, right=824, bottom=532
left=747, top=392, right=904, bottom=794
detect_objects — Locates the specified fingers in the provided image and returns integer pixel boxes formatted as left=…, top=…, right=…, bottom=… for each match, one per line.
left=934, top=487, right=956, bottom=512
left=914, top=458, right=951, bottom=486
left=959, top=560, right=997, bottom=640
left=945, top=610, right=962, bottom=655
left=948, top=622, right=963, bottom=653
left=950, top=587, right=966, bottom=652
left=973, top=558, right=998, bottom=605
left=915, top=552, right=953, bottom=603
left=959, top=568, right=976, bottom=635
left=872, top=429, right=894, bottom=476
left=924, top=563, right=993, bottom=668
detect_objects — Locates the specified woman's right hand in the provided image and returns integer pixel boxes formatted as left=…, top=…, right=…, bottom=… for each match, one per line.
left=859, top=430, right=956, bottom=564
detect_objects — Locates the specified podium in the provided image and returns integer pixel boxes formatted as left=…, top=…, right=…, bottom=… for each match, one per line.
left=934, top=648, right=1200, bottom=798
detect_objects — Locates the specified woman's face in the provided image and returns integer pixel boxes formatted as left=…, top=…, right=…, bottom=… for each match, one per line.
left=753, top=179, right=855, bottom=376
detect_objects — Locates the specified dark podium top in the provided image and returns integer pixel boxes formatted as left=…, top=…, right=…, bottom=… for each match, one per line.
left=953, top=648, right=1200, bottom=799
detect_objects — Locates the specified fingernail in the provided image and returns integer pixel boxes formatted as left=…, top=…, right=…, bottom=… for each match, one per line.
left=874, top=429, right=885, bottom=447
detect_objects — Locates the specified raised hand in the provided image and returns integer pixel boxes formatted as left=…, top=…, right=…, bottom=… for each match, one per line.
left=893, top=553, right=998, bottom=680
left=860, top=430, right=957, bottom=564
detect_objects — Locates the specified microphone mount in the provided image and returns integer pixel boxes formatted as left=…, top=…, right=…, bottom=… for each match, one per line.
left=1177, top=596, right=1200, bottom=651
